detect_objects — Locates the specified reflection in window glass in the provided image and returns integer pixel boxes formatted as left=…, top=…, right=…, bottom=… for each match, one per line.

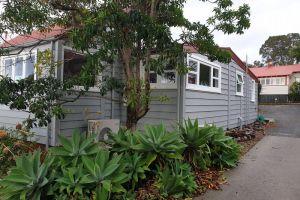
left=161, top=72, right=176, bottom=84
left=150, top=72, right=157, bottom=83
left=4, top=59, right=13, bottom=77
left=188, top=73, right=197, bottom=84
left=188, top=60, right=198, bottom=72
left=25, top=55, right=35, bottom=77
left=213, top=79, right=219, bottom=88
left=199, top=64, right=211, bottom=86
left=15, top=57, right=23, bottom=80
left=213, top=68, right=219, bottom=78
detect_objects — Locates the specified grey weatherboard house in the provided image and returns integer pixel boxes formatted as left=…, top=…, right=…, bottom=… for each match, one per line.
left=0, top=28, right=259, bottom=146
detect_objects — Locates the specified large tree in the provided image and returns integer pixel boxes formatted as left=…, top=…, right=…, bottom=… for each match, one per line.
left=0, top=0, right=250, bottom=130
left=259, top=33, right=300, bottom=66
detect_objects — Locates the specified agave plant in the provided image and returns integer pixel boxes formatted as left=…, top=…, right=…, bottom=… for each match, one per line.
left=208, top=126, right=241, bottom=169
left=133, top=124, right=186, bottom=161
left=122, top=152, right=156, bottom=190
left=179, top=119, right=213, bottom=169
left=81, top=149, right=129, bottom=199
left=50, top=131, right=99, bottom=166
left=108, top=128, right=140, bottom=153
left=155, top=160, right=197, bottom=198
left=0, top=150, right=53, bottom=200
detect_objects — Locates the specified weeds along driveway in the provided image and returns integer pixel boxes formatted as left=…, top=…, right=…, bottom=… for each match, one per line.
left=197, top=135, right=300, bottom=200
left=259, top=104, right=300, bottom=137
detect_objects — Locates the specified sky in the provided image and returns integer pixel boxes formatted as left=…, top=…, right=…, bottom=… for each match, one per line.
left=181, top=0, right=300, bottom=63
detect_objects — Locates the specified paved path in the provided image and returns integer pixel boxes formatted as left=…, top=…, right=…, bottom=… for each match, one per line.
left=197, top=105, right=300, bottom=200
left=259, top=104, right=300, bottom=137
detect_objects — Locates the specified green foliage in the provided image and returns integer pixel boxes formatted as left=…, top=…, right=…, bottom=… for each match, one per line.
left=50, top=131, right=99, bottom=166
left=179, top=119, right=212, bottom=170
left=289, top=82, right=300, bottom=102
left=81, top=150, right=129, bottom=198
left=155, top=160, right=197, bottom=198
left=259, top=33, right=300, bottom=65
left=290, top=43, right=300, bottom=63
left=108, top=128, right=140, bottom=153
left=0, top=150, right=53, bottom=200
left=207, top=126, right=241, bottom=169
left=0, top=0, right=251, bottom=130
left=133, top=124, right=186, bottom=160
left=122, top=152, right=155, bottom=190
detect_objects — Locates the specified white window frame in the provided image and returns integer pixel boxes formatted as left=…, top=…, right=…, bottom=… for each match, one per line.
left=62, top=46, right=101, bottom=92
left=236, top=71, right=244, bottom=96
left=0, top=51, right=37, bottom=81
left=186, top=54, right=222, bottom=93
left=295, top=77, right=300, bottom=83
left=251, top=80, right=256, bottom=102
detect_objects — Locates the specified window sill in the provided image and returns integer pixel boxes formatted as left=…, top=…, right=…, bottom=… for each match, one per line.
left=150, top=83, right=177, bottom=90
left=235, top=93, right=244, bottom=97
left=186, top=84, right=222, bottom=94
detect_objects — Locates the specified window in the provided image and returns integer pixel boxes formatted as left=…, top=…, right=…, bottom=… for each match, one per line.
left=251, top=80, right=255, bottom=102
left=63, top=49, right=87, bottom=80
left=260, top=78, right=266, bottom=85
left=2, top=54, right=36, bottom=80
left=295, top=77, right=300, bottom=83
left=236, top=71, right=244, bottom=96
left=148, top=64, right=176, bottom=88
left=186, top=55, right=221, bottom=93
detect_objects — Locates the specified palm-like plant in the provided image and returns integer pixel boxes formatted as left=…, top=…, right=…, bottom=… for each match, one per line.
left=0, top=150, right=53, bottom=200
left=133, top=124, right=186, bottom=161
left=50, top=131, right=99, bottom=166
left=179, top=119, right=213, bottom=169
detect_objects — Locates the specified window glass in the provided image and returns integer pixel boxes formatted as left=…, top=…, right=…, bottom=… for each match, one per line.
left=213, top=68, right=219, bottom=78
left=15, top=57, right=23, bottom=80
left=4, top=59, right=13, bottom=77
left=25, top=55, right=35, bottom=77
left=199, top=64, right=211, bottom=86
left=213, top=79, right=219, bottom=88
left=188, top=60, right=198, bottom=72
left=188, top=73, right=197, bottom=84
left=161, top=71, right=176, bottom=84
left=260, top=78, right=265, bottom=85
left=150, top=72, right=157, bottom=83
left=266, top=78, right=270, bottom=85
left=63, top=50, right=86, bottom=79
left=295, top=77, right=300, bottom=83
left=237, top=83, right=242, bottom=93
left=236, top=72, right=243, bottom=94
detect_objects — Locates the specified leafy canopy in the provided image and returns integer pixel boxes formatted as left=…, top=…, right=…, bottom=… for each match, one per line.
left=0, top=0, right=250, bottom=129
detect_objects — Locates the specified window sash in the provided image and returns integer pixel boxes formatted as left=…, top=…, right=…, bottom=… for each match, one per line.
left=236, top=72, right=244, bottom=95
left=186, top=56, right=221, bottom=93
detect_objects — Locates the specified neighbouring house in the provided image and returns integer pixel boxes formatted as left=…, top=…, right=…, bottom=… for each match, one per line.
left=0, top=28, right=259, bottom=146
left=250, top=64, right=300, bottom=103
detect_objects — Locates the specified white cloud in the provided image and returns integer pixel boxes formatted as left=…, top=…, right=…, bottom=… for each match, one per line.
left=182, top=0, right=300, bottom=63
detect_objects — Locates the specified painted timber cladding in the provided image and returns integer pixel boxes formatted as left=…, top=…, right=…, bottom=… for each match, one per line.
left=184, top=53, right=258, bottom=129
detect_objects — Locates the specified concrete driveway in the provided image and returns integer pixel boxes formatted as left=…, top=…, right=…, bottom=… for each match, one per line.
left=197, top=105, right=300, bottom=200
left=259, top=104, right=300, bottom=137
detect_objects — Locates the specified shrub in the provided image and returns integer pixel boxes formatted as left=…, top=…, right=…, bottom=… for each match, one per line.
left=208, top=125, right=241, bottom=169
left=289, top=82, right=300, bottom=102
left=0, top=150, right=53, bottom=200
left=179, top=119, right=213, bottom=170
left=108, top=128, right=140, bottom=153
left=155, top=160, right=197, bottom=198
left=133, top=124, right=186, bottom=162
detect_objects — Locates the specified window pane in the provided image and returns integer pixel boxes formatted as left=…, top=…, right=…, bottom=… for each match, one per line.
left=237, top=74, right=243, bottom=83
left=15, top=57, right=23, bottom=80
left=261, top=79, right=265, bottom=85
left=150, top=72, right=157, bottom=83
left=266, top=78, right=270, bottom=85
left=199, top=64, right=211, bottom=86
left=188, top=73, right=197, bottom=84
left=188, top=60, right=197, bottom=72
left=213, top=68, right=219, bottom=78
left=25, top=55, right=35, bottom=77
left=161, top=72, right=176, bottom=84
left=237, top=83, right=242, bottom=93
left=63, top=50, right=93, bottom=86
left=213, top=79, right=219, bottom=88
left=276, top=78, right=280, bottom=85
left=4, top=59, right=13, bottom=77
